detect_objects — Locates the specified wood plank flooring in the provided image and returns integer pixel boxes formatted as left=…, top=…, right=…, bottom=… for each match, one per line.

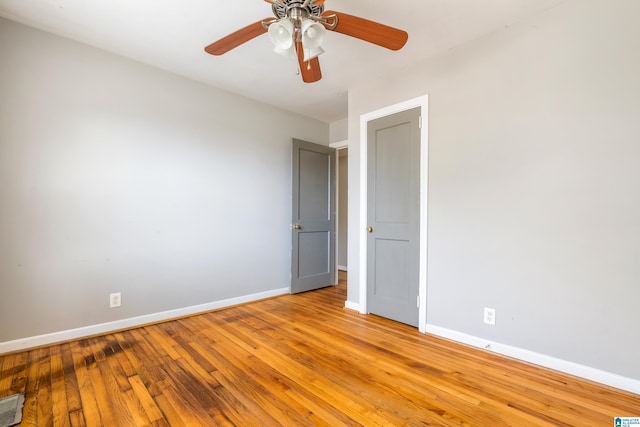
left=2, top=274, right=639, bottom=426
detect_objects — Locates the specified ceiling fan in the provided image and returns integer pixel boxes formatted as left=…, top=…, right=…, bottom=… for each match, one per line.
left=204, top=0, right=408, bottom=83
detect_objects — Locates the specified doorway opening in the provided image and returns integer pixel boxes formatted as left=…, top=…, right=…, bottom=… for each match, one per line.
left=337, top=147, right=348, bottom=274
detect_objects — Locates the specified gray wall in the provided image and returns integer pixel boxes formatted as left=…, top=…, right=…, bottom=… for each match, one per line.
left=0, top=18, right=328, bottom=342
left=347, top=0, right=640, bottom=380
left=330, top=118, right=348, bottom=144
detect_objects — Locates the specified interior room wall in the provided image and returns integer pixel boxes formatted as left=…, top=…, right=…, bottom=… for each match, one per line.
left=346, top=0, right=640, bottom=381
left=0, top=18, right=328, bottom=344
left=330, top=118, right=348, bottom=144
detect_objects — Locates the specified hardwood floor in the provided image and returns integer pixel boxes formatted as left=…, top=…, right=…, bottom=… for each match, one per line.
left=2, top=275, right=639, bottom=426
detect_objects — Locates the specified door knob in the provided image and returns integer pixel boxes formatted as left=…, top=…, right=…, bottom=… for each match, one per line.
left=367, top=226, right=374, bottom=233
left=293, top=224, right=301, bottom=230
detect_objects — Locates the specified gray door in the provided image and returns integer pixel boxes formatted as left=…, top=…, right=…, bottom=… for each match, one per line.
left=291, top=139, right=336, bottom=294
left=367, top=108, right=420, bottom=326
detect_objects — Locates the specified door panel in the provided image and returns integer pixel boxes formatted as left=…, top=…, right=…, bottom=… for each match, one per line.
left=299, top=149, right=331, bottom=221
left=375, top=125, right=412, bottom=223
left=298, top=231, right=331, bottom=278
left=291, top=139, right=336, bottom=294
left=367, top=108, right=420, bottom=326
left=374, top=239, right=410, bottom=299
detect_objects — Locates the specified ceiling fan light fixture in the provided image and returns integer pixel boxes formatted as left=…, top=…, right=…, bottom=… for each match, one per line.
left=300, top=18, right=326, bottom=50
left=268, top=19, right=295, bottom=50
left=303, top=46, right=325, bottom=62
left=205, top=0, right=408, bottom=84
left=273, top=44, right=297, bottom=61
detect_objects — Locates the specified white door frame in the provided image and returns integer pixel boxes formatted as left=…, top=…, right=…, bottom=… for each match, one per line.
left=358, top=95, right=429, bottom=333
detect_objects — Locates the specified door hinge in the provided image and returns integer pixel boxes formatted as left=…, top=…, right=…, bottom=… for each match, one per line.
left=417, top=295, right=420, bottom=308
left=418, top=115, right=422, bottom=129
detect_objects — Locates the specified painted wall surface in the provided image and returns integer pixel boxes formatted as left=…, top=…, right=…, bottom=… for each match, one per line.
left=347, top=0, right=640, bottom=380
left=330, top=118, right=348, bottom=144
left=0, top=18, right=328, bottom=342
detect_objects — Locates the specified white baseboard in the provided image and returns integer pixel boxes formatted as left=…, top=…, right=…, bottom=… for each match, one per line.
left=337, top=265, right=348, bottom=271
left=0, top=287, right=289, bottom=354
left=425, top=324, right=640, bottom=396
left=344, top=300, right=362, bottom=312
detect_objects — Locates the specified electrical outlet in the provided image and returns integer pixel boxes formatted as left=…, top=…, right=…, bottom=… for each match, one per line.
left=484, top=307, right=496, bottom=325
left=110, top=292, right=121, bottom=308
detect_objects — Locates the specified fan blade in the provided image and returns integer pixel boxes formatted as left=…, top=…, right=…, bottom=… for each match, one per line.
left=204, top=19, right=270, bottom=55
left=322, top=10, right=408, bottom=51
left=295, top=41, right=322, bottom=83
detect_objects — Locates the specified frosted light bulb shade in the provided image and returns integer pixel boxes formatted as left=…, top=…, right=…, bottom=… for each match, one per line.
left=303, top=46, right=325, bottom=62
left=301, top=19, right=326, bottom=50
left=273, top=45, right=297, bottom=61
left=268, top=20, right=294, bottom=50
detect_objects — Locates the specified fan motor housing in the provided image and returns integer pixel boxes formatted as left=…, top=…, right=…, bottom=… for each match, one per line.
left=272, top=1, right=324, bottom=20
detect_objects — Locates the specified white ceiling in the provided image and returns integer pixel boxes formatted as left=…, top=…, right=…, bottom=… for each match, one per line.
left=0, top=0, right=567, bottom=123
